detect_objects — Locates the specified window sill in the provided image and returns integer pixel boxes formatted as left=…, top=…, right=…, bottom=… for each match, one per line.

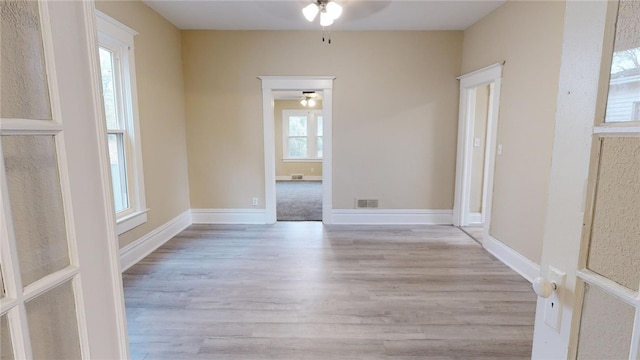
left=283, top=158, right=323, bottom=163
left=116, top=209, right=148, bottom=235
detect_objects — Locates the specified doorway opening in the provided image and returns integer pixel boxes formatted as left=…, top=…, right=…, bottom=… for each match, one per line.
left=273, top=93, right=323, bottom=221
left=453, top=63, right=504, bottom=242
left=260, top=76, right=335, bottom=224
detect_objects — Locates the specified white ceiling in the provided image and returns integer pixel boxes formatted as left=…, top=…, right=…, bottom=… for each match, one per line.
left=143, top=0, right=505, bottom=31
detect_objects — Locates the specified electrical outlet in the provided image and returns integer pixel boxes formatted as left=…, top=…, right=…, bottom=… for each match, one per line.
left=497, top=144, right=503, bottom=155
left=474, top=138, right=481, bottom=148
left=252, top=197, right=258, bottom=206
left=544, top=267, right=566, bottom=332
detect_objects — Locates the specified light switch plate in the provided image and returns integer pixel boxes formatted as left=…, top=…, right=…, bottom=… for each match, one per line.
left=544, top=266, right=566, bottom=332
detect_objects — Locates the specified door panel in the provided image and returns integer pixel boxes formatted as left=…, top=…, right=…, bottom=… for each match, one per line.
left=0, top=0, right=128, bottom=358
left=25, top=280, right=82, bottom=359
left=0, top=314, right=13, bottom=359
left=2, top=135, right=70, bottom=287
left=576, top=283, right=635, bottom=359
left=586, top=137, right=640, bottom=291
left=531, top=1, right=639, bottom=358
left=0, top=0, right=53, bottom=120
left=575, top=1, right=640, bottom=358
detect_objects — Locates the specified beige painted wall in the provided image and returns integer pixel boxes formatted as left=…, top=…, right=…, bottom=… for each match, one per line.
left=461, top=0, right=566, bottom=263
left=183, top=31, right=462, bottom=210
left=96, top=0, right=190, bottom=248
left=274, top=100, right=323, bottom=178
left=469, top=84, right=490, bottom=214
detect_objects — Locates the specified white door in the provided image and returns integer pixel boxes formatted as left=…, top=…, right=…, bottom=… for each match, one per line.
left=531, top=1, right=640, bottom=358
left=0, top=1, right=128, bottom=358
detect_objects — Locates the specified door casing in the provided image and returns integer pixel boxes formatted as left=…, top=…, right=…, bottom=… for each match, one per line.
left=260, top=76, right=335, bottom=224
left=453, top=63, right=503, bottom=229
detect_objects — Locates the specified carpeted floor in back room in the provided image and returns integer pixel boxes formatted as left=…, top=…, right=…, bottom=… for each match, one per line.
left=276, top=181, right=322, bottom=221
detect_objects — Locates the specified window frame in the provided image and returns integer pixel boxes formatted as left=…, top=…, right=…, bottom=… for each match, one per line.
left=282, top=109, right=323, bottom=162
left=96, top=11, right=147, bottom=235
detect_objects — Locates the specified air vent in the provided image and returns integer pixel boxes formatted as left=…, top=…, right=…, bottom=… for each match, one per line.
left=291, top=174, right=304, bottom=180
left=355, top=199, right=379, bottom=208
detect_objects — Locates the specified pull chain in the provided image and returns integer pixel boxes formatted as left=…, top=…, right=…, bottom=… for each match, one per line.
left=321, top=27, right=332, bottom=44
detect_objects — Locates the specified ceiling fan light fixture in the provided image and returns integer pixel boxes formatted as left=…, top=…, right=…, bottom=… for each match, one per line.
left=325, top=1, right=342, bottom=20
left=302, top=3, right=319, bottom=22
left=300, top=98, right=308, bottom=106
left=320, top=11, right=334, bottom=26
left=308, top=98, right=316, bottom=107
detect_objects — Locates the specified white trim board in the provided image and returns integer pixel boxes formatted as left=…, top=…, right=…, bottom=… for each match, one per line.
left=191, top=209, right=267, bottom=224
left=331, top=209, right=453, bottom=225
left=453, top=62, right=503, bottom=227
left=483, top=234, right=539, bottom=283
left=119, top=210, right=191, bottom=272
left=275, top=176, right=322, bottom=181
left=467, top=212, right=482, bottom=224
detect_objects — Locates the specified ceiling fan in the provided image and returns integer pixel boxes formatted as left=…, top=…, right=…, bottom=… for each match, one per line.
left=297, top=0, right=392, bottom=43
left=302, top=0, right=343, bottom=27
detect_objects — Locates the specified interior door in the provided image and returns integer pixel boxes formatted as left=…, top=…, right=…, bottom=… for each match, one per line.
left=0, top=1, right=128, bottom=358
left=531, top=1, right=640, bottom=358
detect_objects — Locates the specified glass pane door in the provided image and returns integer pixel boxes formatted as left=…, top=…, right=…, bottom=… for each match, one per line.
left=576, top=1, right=640, bottom=359
left=0, top=1, right=87, bottom=358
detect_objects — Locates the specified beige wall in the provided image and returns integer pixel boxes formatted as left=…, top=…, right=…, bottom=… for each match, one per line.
left=183, top=31, right=462, bottom=210
left=274, top=100, right=323, bottom=178
left=461, top=0, right=566, bottom=263
left=96, top=0, right=190, bottom=248
left=469, top=84, right=490, bottom=214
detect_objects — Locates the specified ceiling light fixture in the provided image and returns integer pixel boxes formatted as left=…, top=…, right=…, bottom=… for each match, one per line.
left=302, top=0, right=342, bottom=43
left=301, top=91, right=318, bottom=107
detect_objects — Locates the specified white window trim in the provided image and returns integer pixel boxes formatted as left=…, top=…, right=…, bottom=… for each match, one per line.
left=96, top=11, right=147, bottom=235
left=282, top=109, right=323, bottom=161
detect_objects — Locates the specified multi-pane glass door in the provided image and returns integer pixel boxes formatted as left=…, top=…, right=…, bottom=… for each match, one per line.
left=575, top=1, right=640, bottom=358
left=0, top=0, right=86, bottom=358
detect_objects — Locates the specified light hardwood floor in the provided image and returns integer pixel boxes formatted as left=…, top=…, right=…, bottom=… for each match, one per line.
left=123, top=223, right=535, bottom=359
left=461, top=226, right=484, bottom=244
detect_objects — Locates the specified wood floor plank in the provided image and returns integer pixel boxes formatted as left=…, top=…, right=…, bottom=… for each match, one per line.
left=123, top=223, right=535, bottom=359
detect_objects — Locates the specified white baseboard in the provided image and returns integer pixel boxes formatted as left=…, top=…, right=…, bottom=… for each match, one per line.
left=119, top=210, right=191, bottom=272
left=331, top=209, right=453, bottom=225
left=483, top=234, right=540, bottom=283
left=275, top=176, right=322, bottom=181
left=467, top=212, right=482, bottom=224
left=191, top=209, right=267, bottom=224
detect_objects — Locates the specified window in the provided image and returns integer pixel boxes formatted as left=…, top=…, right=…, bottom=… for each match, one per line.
left=96, top=12, right=147, bottom=234
left=283, top=110, right=323, bottom=160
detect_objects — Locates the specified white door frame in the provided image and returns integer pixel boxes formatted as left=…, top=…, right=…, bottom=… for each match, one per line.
left=260, top=76, right=335, bottom=224
left=452, top=63, right=503, bottom=228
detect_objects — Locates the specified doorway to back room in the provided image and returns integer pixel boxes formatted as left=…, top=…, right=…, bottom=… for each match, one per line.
left=273, top=93, right=323, bottom=221
left=259, top=75, right=335, bottom=224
